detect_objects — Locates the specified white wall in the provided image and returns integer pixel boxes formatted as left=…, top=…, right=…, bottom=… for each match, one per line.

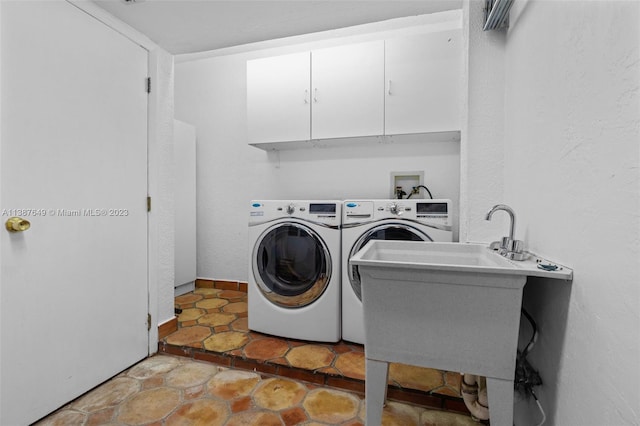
left=148, top=47, right=176, bottom=331
left=465, top=0, right=639, bottom=424
left=174, top=119, right=197, bottom=289
left=175, top=54, right=279, bottom=282
left=459, top=0, right=507, bottom=243
left=506, top=2, right=640, bottom=424
left=175, top=12, right=463, bottom=282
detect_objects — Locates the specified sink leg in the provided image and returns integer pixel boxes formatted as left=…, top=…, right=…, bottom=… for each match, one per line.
left=486, top=377, right=515, bottom=426
left=365, top=358, right=389, bottom=426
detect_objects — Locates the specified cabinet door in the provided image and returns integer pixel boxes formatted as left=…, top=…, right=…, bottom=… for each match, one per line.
left=247, top=52, right=311, bottom=144
left=385, top=30, right=462, bottom=135
left=312, top=41, right=384, bottom=140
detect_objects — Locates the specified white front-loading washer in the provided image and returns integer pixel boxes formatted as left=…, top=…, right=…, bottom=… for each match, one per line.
left=248, top=200, right=341, bottom=342
left=342, top=199, right=453, bottom=344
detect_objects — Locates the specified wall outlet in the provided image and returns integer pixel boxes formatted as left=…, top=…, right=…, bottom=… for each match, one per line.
left=390, top=171, right=424, bottom=199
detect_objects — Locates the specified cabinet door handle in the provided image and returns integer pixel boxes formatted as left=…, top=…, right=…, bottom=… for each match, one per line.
left=388, top=80, right=392, bottom=95
left=314, top=88, right=318, bottom=102
left=304, top=89, right=309, bottom=104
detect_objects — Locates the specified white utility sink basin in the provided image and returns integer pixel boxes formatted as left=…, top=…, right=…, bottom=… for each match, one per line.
left=350, top=240, right=572, bottom=426
left=351, top=240, right=572, bottom=279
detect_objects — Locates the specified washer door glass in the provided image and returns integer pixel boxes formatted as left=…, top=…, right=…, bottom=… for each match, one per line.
left=253, top=223, right=332, bottom=308
left=349, top=224, right=432, bottom=301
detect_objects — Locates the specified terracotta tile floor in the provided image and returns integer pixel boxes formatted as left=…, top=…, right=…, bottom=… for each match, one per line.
left=158, top=283, right=470, bottom=416
left=37, top=354, right=480, bottom=426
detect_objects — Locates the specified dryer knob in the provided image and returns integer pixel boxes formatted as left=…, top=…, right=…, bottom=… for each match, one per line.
left=286, top=204, right=295, bottom=215
left=389, top=203, right=403, bottom=216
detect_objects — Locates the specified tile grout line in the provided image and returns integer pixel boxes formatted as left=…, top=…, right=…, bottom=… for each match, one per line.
left=167, top=281, right=471, bottom=416
left=158, top=341, right=468, bottom=415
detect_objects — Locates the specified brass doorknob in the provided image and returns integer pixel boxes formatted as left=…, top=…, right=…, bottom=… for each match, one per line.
left=5, top=217, right=31, bottom=232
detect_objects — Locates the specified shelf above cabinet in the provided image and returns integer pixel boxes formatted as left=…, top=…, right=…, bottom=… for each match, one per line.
left=248, top=130, right=461, bottom=151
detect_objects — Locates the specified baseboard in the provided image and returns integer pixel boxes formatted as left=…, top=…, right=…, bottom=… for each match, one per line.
left=158, top=316, right=178, bottom=340
left=174, top=281, right=195, bottom=296
left=196, top=278, right=247, bottom=293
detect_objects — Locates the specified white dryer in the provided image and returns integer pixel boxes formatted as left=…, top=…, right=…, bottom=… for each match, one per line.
left=342, top=199, right=453, bottom=344
left=248, top=200, right=341, bottom=342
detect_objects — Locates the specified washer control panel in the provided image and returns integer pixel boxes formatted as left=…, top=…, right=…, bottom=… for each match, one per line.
left=344, top=201, right=374, bottom=218
left=344, top=199, right=451, bottom=228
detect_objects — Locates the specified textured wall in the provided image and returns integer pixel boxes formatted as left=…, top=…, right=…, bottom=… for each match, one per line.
left=175, top=54, right=279, bottom=283
left=502, top=2, right=640, bottom=424
left=459, top=0, right=507, bottom=244
left=462, top=0, right=640, bottom=424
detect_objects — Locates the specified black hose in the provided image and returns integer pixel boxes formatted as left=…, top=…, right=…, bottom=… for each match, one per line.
left=521, top=308, right=538, bottom=358
left=515, top=308, right=542, bottom=396
left=418, top=185, right=433, bottom=199
left=406, top=185, right=434, bottom=199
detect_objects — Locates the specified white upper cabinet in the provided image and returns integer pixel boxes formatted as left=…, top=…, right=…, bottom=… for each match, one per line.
left=247, top=52, right=311, bottom=144
left=311, top=41, right=384, bottom=140
left=384, top=29, right=462, bottom=135
left=247, top=41, right=384, bottom=146
left=246, top=28, right=462, bottom=149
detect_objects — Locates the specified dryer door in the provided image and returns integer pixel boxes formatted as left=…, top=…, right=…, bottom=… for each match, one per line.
left=253, top=222, right=332, bottom=308
left=348, top=223, right=432, bottom=300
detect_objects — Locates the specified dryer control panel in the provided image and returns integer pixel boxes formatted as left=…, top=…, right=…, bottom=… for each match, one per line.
left=249, top=200, right=341, bottom=226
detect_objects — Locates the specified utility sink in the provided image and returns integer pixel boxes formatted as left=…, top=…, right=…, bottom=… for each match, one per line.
left=350, top=240, right=572, bottom=426
left=351, top=240, right=572, bottom=279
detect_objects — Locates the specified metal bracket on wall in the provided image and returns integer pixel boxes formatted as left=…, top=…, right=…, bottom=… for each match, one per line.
left=484, top=0, right=515, bottom=31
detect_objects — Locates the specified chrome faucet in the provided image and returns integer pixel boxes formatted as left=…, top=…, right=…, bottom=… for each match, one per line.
left=485, top=204, right=516, bottom=240
left=485, top=204, right=527, bottom=261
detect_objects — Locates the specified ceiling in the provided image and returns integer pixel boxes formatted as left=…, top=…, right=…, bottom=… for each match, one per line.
left=91, top=0, right=462, bottom=55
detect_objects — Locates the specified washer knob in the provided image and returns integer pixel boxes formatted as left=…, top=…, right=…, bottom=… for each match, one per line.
left=286, top=204, right=295, bottom=215
left=389, top=203, right=403, bottom=216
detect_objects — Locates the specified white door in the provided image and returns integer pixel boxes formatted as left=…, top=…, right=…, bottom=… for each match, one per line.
left=0, top=2, right=149, bottom=424
left=311, top=41, right=384, bottom=140
left=247, top=52, right=311, bottom=144
left=385, top=30, right=462, bottom=135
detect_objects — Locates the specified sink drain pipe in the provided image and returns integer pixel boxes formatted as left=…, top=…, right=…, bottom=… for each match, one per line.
left=461, top=374, right=490, bottom=421
left=461, top=309, right=546, bottom=425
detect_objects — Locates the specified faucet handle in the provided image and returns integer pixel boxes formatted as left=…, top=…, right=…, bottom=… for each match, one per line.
left=497, top=237, right=527, bottom=260
left=502, top=238, right=524, bottom=253
left=509, top=240, right=525, bottom=254
left=500, top=236, right=513, bottom=251
left=504, top=248, right=528, bottom=261
left=501, top=239, right=528, bottom=260
left=500, top=237, right=524, bottom=253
